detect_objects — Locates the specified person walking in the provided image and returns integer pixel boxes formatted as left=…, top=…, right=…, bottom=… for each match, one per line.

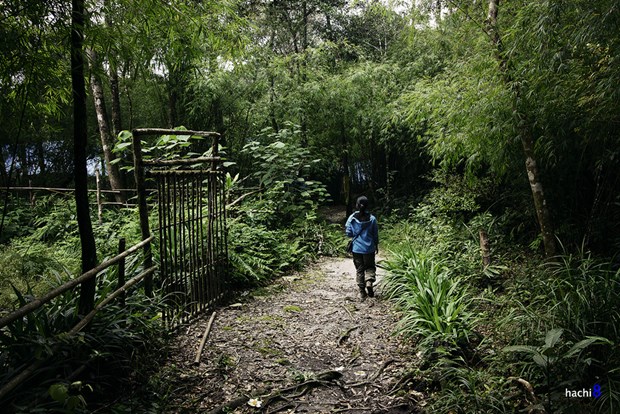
left=345, top=196, right=379, bottom=301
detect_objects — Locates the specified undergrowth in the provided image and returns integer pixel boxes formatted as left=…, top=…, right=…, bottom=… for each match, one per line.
left=381, top=172, right=620, bottom=413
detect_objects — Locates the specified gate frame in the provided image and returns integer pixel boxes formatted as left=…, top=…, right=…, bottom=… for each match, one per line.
left=131, top=128, right=227, bottom=324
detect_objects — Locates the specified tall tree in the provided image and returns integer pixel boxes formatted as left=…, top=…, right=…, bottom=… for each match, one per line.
left=72, top=0, right=97, bottom=314
left=87, top=48, right=125, bottom=202
left=486, top=0, right=556, bottom=257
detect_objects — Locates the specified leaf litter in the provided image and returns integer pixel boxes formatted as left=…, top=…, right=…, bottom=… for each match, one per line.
left=163, top=257, right=422, bottom=413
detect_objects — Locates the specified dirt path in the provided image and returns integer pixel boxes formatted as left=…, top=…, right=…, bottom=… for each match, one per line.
left=164, top=257, right=419, bottom=413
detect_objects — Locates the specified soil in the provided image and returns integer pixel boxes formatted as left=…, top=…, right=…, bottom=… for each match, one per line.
left=162, top=257, right=423, bottom=413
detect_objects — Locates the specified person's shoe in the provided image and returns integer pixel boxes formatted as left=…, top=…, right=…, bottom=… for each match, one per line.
left=366, top=281, right=374, bottom=298
left=359, top=288, right=368, bottom=302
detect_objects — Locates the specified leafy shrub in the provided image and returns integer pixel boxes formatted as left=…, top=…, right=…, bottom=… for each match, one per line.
left=0, top=265, right=167, bottom=412
left=498, top=246, right=620, bottom=413
left=383, top=244, right=476, bottom=355
left=503, top=328, right=610, bottom=412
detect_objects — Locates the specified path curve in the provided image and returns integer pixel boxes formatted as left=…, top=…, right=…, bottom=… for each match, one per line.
left=166, top=257, right=419, bottom=413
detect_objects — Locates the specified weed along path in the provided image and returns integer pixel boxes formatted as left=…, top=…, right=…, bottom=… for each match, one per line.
left=164, top=257, right=420, bottom=413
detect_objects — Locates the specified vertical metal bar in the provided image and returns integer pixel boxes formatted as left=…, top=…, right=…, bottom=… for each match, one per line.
left=166, top=173, right=175, bottom=328
left=131, top=132, right=153, bottom=297
left=172, top=173, right=180, bottom=326
left=158, top=175, right=168, bottom=326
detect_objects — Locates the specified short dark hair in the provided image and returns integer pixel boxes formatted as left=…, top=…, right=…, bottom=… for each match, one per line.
left=356, top=196, right=368, bottom=212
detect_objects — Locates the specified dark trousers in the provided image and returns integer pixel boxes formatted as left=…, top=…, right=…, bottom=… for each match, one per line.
left=352, top=253, right=376, bottom=289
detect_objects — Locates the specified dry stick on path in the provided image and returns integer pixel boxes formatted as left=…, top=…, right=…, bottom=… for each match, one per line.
left=206, top=370, right=343, bottom=414
left=340, top=304, right=354, bottom=319
left=338, top=325, right=360, bottom=346
left=348, top=359, right=396, bottom=388
left=195, top=311, right=217, bottom=364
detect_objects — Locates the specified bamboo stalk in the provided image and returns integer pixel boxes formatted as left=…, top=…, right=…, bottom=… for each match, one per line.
left=117, top=238, right=126, bottom=306
left=95, top=169, right=103, bottom=225
left=132, top=134, right=154, bottom=297
left=132, top=128, right=220, bottom=137
left=0, top=186, right=136, bottom=194
left=69, top=266, right=156, bottom=334
left=143, top=157, right=221, bottom=166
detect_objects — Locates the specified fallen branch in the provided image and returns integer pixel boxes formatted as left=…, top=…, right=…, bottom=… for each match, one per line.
left=194, top=311, right=217, bottom=364
left=338, top=325, right=360, bottom=346
left=207, top=370, right=342, bottom=414
left=507, top=377, right=546, bottom=413
left=206, top=387, right=270, bottom=414
left=340, top=304, right=354, bottom=319
left=226, top=189, right=262, bottom=209
left=348, top=359, right=396, bottom=387
left=332, top=408, right=373, bottom=413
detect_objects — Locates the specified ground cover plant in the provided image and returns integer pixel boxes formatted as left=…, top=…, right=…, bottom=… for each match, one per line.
left=381, top=174, right=620, bottom=413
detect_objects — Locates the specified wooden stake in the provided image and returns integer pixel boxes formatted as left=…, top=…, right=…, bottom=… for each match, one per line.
left=479, top=229, right=491, bottom=266
left=95, top=169, right=103, bottom=225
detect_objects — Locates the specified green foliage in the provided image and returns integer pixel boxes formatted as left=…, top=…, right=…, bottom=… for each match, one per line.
left=504, top=328, right=611, bottom=412
left=48, top=382, right=91, bottom=412
left=496, top=246, right=620, bottom=412
left=383, top=244, right=475, bottom=354
left=0, top=263, right=167, bottom=412
left=240, top=125, right=329, bottom=217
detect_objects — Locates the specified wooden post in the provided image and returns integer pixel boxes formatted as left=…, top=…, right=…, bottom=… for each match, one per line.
left=211, top=135, right=219, bottom=172
left=95, top=169, right=103, bottom=225
left=117, top=238, right=126, bottom=306
left=132, top=132, right=153, bottom=296
left=28, top=180, right=35, bottom=207
left=479, top=229, right=491, bottom=266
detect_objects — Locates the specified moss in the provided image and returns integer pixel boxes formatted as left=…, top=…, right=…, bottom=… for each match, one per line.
left=283, top=305, right=302, bottom=313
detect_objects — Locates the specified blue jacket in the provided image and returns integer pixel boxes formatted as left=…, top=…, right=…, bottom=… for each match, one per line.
left=345, top=212, right=379, bottom=254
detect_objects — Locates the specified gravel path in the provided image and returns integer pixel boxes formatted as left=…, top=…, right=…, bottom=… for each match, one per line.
left=163, top=257, right=420, bottom=413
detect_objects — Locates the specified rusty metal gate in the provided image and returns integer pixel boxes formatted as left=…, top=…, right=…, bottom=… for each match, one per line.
left=132, top=128, right=228, bottom=329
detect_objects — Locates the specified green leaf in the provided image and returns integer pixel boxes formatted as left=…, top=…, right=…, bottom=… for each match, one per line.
left=545, top=328, right=564, bottom=348
left=563, top=336, right=610, bottom=359
left=49, top=383, right=68, bottom=403
left=532, top=354, right=548, bottom=368
left=503, top=345, right=537, bottom=355
left=117, top=130, right=132, bottom=140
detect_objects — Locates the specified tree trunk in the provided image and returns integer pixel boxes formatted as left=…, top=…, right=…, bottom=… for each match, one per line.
left=36, top=141, right=46, bottom=175
left=0, top=148, right=8, bottom=187
left=487, top=0, right=556, bottom=257
left=268, top=25, right=279, bottom=133
left=72, top=0, right=98, bottom=315
left=299, top=0, right=308, bottom=147
left=104, top=0, right=122, bottom=136
left=109, top=64, right=122, bottom=136
left=87, top=48, right=125, bottom=202
left=341, top=117, right=352, bottom=217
